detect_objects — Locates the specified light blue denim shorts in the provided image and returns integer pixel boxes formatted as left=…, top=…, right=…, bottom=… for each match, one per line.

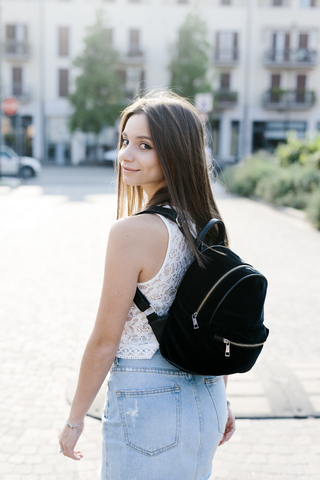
left=101, top=350, right=227, bottom=480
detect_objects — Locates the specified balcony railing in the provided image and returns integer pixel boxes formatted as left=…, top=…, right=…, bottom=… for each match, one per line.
left=264, top=48, right=318, bottom=68
left=214, top=90, right=238, bottom=109
left=122, top=50, right=145, bottom=64
left=4, top=40, right=30, bottom=59
left=263, top=89, right=316, bottom=110
left=214, top=49, right=239, bottom=66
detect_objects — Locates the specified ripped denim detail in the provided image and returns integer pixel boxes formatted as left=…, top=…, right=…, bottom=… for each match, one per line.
left=116, top=385, right=181, bottom=456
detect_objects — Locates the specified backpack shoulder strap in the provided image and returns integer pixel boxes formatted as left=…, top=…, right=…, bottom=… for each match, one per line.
left=196, top=218, right=225, bottom=248
left=135, top=206, right=185, bottom=235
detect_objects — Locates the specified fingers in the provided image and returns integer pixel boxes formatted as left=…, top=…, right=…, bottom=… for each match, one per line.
left=219, top=407, right=236, bottom=446
left=64, top=450, right=83, bottom=460
left=60, top=446, right=84, bottom=460
left=58, top=424, right=84, bottom=461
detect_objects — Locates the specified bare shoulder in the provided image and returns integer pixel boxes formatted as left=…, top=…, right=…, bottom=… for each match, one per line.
left=108, top=214, right=168, bottom=251
left=110, top=214, right=167, bottom=239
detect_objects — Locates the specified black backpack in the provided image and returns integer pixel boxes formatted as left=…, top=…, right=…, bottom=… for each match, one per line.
left=134, top=206, right=269, bottom=376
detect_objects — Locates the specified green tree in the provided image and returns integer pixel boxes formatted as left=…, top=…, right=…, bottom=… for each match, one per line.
left=69, top=13, right=124, bottom=134
left=168, top=13, right=211, bottom=99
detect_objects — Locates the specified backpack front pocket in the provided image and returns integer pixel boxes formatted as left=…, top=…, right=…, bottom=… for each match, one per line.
left=116, top=385, right=181, bottom=456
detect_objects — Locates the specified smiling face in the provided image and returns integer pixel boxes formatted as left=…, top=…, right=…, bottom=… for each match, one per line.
left=119, top=113, right=166, bottom=200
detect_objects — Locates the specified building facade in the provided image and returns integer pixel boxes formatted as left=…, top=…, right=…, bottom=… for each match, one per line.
left=1, top=0, right=320, bottom=165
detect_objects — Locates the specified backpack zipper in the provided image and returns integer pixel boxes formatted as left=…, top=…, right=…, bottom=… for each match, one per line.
left=191, top=313, right=199, bottom=329
left=191, top=264, right=251, bottom=329
left=215, top=335, right=266, bottom=357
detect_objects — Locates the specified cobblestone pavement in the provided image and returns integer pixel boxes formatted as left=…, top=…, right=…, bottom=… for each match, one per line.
left=0, top=166, right=319, bottom=480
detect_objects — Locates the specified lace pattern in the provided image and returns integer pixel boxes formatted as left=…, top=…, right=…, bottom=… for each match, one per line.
left=117, top=215, right=194, bottom=359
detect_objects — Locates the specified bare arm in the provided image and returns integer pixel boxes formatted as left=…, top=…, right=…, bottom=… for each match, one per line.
left=58, top=217, right=156, bottom=459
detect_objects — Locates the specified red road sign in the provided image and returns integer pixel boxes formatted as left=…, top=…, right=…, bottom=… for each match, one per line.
left=2, top=96, right=19, bottom=116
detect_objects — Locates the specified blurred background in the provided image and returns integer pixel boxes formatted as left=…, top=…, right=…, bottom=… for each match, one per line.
left=0, top=0, right=319, bottom=167
left=1, top=2, right=320, bottom=478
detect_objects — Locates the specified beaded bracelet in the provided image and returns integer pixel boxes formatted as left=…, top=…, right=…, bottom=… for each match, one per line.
left=66, top=420, right=85, bottom=434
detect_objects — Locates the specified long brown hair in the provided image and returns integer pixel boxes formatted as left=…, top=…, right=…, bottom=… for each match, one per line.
left=116, top=90, right=229, bottom=261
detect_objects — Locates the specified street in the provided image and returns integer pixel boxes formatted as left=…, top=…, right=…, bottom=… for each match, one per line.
left=0, top=165, right=320, bottom=480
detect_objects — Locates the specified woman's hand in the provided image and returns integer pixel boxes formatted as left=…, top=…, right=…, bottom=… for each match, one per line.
left=58, top=423, right=84, bottom=460
left=219, top=406, right=236, bottom=446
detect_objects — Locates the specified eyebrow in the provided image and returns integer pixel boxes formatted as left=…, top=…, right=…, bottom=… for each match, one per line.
left=122, top=132, right=153, bottom=141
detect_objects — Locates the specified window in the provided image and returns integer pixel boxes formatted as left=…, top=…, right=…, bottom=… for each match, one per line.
left=296, top=74, right=306, bottom=102
left=272, top=32, right=290, bottom=62
left=12, top=67, right=23, bottom=96
left=253, top=121, right=307, bottom=152
left=6, top=24, right=28, bottom=55
left=117, top=70, right=126, bottom=86
left=230, top=121, right=240, bottom=157
left=220, top=73, right=230, bottom=89
left=272, top=0, right=283, bottom=6
left=58, top=27, right=69, bottom=57
left=216, top=32, right=238, bottom=62
left=59, top=69, right=69, bottom=97
left=299, top=33, right=308, bottom=49
left=129, top=29, right=142, bottom=56
left=211, top=120, right=220, bottom=156
left=299, top=0, right=315, bottom=7
left=105, top=28, right=113, bottom=47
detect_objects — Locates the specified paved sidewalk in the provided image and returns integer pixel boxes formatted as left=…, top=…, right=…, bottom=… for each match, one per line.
left=0, top=167, right=319, bottom=479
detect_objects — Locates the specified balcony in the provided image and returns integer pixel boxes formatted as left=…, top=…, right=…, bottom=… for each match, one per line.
left=214, top=90, right=238, bottom=109
left=122, top=50, right=145, bottom=65
left=264, top=49, right=317, bottom=69
left=4, top=40, right=30, bottom=60
left=213, top=49, right=239, bottom=66
left=263, top=88, right=316, bottom=111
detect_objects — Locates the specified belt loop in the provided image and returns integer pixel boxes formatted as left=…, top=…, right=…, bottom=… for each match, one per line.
left=113, top=357, right=118, bottom=366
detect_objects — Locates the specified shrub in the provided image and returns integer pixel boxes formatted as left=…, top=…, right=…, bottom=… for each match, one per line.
left=306, top=190, right=320, bottom=229
left=275, top=131, right=304, bottom=167
left=223, top=155, right=276, bottom=197
left=222, top=153, right=320, bottom=229
left=255, top=168, right=295, bottom=205
left=275, top=131, right=320, bottom=169
left=255, top=165, right=320, bottom=209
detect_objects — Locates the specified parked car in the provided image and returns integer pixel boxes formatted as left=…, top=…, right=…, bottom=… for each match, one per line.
left=103, top=148, right=118, bottom=166
left=0, top=146, right=41, bottom=179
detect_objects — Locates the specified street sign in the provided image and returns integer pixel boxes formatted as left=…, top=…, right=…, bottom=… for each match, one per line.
left=2, top=96, right=19, bottom=116
left=195, top=93, right=213, bottom=113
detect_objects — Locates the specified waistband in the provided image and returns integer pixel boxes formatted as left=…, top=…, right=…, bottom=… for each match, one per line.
left=113, top=350, right=191, bottom=375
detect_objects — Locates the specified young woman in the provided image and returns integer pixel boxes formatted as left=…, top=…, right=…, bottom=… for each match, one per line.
left=59, top=90, right=236, bottom=479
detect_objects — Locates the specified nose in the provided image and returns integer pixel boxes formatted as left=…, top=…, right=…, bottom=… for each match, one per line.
left=119, top=144, right=134, bottom=163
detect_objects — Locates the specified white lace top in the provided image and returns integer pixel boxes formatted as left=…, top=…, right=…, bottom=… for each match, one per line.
left=117, top=214, right=194, bottom=359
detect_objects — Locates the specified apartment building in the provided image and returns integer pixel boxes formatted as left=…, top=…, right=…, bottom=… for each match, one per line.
left=1, top=0, right=319, bottom=164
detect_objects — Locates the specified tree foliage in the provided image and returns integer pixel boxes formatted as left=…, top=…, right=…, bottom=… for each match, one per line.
left=168, top=13, right=211, bottom=99
left=69, top=13, right=124, bottom=133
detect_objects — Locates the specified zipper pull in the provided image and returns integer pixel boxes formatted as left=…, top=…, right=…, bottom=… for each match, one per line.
left=223, top=338, right=231, bottom=357
left=192, top=313, right=199, bottom=329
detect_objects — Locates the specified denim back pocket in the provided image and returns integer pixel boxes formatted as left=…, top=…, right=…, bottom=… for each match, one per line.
left=205, top=377, right=228, bottom=434
left=116, top=385, right=181, bottom=456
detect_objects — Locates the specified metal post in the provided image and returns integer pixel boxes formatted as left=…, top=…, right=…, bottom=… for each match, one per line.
left=0, top=0, right=2, bottom=146
left=0, top=0, right=3, bottom=179
left=240, top=0, right=253, bottom=160
left=39, top=0, right=46, bottom=163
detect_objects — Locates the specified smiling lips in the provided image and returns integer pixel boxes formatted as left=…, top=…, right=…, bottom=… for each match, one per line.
left=121, top=165, right=140, bottom=173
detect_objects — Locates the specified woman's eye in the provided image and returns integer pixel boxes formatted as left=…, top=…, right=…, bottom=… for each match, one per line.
left=141, top=143, right=151, bottom=150
left=122, top=139, right=129, bottom=147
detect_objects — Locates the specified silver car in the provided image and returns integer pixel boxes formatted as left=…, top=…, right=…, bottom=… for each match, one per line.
left=0, top=146, right=41, bottom=179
